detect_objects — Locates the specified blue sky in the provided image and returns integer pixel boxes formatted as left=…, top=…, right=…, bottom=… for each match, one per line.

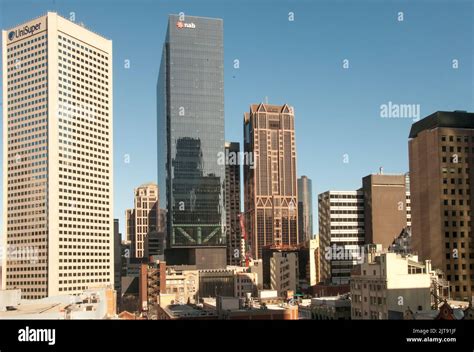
left=0, top=0, right=473, bottom=238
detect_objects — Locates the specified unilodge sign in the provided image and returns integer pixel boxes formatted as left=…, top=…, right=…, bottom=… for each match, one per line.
left=8, top=23, right=42, bottom=41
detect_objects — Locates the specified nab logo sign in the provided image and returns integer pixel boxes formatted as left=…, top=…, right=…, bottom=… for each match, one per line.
left=176, top=21, right=196, bottom=29
left=8, top=31, right=15, bottom=41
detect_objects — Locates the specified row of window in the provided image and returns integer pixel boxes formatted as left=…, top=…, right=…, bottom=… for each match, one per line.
left=59, top=258, right=110, bottom=263
left=7, top=61, right=47, bottom=80
left=445, top=262, right=474, bottom=270
left=9, top=132, right=47, bottom=147
left=59, top=114, right=109, bottom=137
left=7, top=41, right=46, bottom=67
left=59, top=34, right=108, bottom=63
left=445, top=252, right=474, bottom=260
left=58, top=70, right=109, bottom=99
left=441, top=167, right=470, bottom=174
left=7, top=104, right=47, bottom=126
left=59, top=56, right=108, bottom=90
left=441, top=135, right=474, bottom=143
left=327, top=203, right=364, bottom=207
left=59, top=152, right=109, bottom=167
left=8, top=95, right=47, bottom=112
left=7, top=34, right=47, bottom=53
left=59, top=159, right=109, bottom=177
left=442, top=199, right=470, bottom=206
left=8, top=122, right=47, bottom=139
left=8, top=76, right=46, bottom=96
left=8, top=68, right=47, bottom=87
left=8, top=88, right=47, bottom=108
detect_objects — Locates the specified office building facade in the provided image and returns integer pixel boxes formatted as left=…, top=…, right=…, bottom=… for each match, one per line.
left=157, top=15, right=226, bottom=255
left=318, top=190, right=365, bottom=284
left=363, top=173, right=409, bottom=249
left=351, top=252, right=432, bottom=320
left=298, top=176, right=313, bottom=243
left=224, top=142, right=243, bottom=266
left=319, top=173, right=411, bottom=285
left=244, top=103, right=298, bottom=260
left=114, top=219, right=122, bottom=297
left=2, top=12, right=113, bottom=299
left=409, top=111, right=474, bottom=300
left=125, top=183, right=160, bottom=258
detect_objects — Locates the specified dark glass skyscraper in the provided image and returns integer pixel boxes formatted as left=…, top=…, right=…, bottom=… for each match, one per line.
left=298, top=176, right=313, bottom=243
left=157, top=15, right=225, bottom=251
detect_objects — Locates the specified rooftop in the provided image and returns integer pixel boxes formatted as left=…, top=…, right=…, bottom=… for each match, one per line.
left=6, top=12, right=110, bottom=41
left=249, top=103, right=293, bottom=114
left=163, top=304, right=217, bottom=318
left=409, top=111, right=474, bottom=138
left=0, top=303, right=64, bottom=318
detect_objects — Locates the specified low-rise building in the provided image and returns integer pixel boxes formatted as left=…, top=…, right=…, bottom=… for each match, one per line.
left=249, top=259, right=263, bottom=290
left=307, top=238, right=321, bottom=286
left=156, top=302, right=217, bottom=320
left=0, top=288, right=116, bottom=319
left=262, top=246, right=299, bottom=296
left=164, top=266, right=199, bottom=304
left=298, top=299, right=313, bottom=319
left=199, top=268, right=235, bottom=298
left=139, top=261, right=167, bottom=312
left=203, top=296, right=299, bottom=320
left=351, top=252, right=431, bottom=320
left=311, top=283, right=350, bottom=297
left=235, top=272, right=258, bottom=298
left=310, top=294, right=351, bottom=320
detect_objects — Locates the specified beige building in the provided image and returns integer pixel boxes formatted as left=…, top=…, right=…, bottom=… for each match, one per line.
left=235, top=271, right=258, bottom=298
left=409, top=111, right=474, bottom=301
left=164, top=266, right=199, bottom=305
left=125, top=183, right=160, bottom=258
left=270, top=251, right=298, bottom=297
left=308, top=237, right=320, bottom=286
left=249, top=259, right=263, bottom=290
left=2, top=12, right=113, bottom=299
left=243, top=103, right=298, bottom=260
left=351, top=252, right=431, bottom=320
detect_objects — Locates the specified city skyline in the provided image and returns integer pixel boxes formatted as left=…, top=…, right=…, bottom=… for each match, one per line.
left=1, top=0, right=474, bottom=334
left=0, top=0, right=473, bottom=241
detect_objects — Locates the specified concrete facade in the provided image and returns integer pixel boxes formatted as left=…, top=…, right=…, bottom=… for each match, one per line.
left=351, top=252, right=431, bottom=320
left=2, top=12, right=113, bottom=299
left=409, top=111, right=474, bottom=300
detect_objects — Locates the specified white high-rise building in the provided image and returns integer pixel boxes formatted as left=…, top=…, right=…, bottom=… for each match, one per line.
left=318, top=190, right=365, bottom=285
left=2, top=12, right=113, bottom=299
left=319, top=188, right=412, bottom=285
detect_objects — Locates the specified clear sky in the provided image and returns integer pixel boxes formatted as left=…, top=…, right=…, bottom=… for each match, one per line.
left=1, top=0, right=473, bottom=238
